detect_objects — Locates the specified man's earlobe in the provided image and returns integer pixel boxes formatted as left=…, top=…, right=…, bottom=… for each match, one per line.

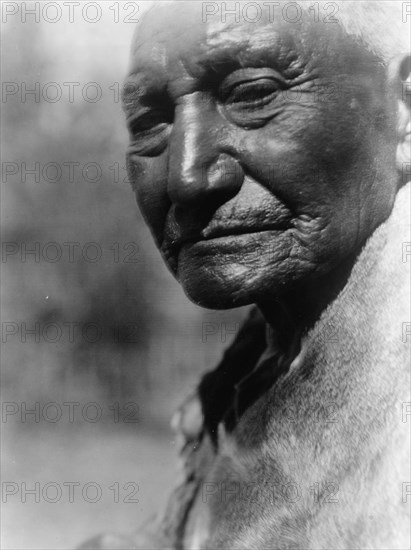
left=392, top=55, right=411, bottom=172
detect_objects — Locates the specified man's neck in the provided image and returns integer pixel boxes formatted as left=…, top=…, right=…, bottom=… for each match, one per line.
left=258, top=250, right=359, bottom=355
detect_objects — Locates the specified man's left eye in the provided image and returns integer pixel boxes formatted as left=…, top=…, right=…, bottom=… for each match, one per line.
left=129, top=110, right=171, bottom=134
left=127, top=110, right=172, bottom=156
left=221, top=78, right=281, bottom=107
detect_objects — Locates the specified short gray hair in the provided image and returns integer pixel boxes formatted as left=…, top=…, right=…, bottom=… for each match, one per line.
left=333, top=1, right=410, bottom=63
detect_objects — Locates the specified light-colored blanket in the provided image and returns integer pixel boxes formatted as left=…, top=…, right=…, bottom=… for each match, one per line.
left=173, top=182, right=410, bottom=550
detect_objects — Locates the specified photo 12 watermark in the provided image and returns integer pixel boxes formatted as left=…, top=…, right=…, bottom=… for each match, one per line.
left=1, top=401, right=141, bottom=424
left=1, top=160, right=131, bottom=185
left=202, top=2, right=340, bottom=24
left=201, top=479, right=340, bottom=504
left=1, top=241, right=140, bottom=264
left=2, top=481, right=139, bottom=503
left=1, top=321, right=144, bottom=344
left=2, top=82, right=124, bottom=104
left=1, top=2, right=141, bottom=24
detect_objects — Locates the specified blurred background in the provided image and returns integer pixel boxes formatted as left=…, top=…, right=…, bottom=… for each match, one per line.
left=1, top=3, right=248, bottom=548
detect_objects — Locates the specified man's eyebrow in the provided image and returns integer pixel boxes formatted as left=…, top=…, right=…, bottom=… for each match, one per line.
left=122, top=72, right=169, bottom=116
left=122, top=80, right=146, bottom=116
left=122, top=62, right=172, bottom=113
left=122, top=77, right=144, bottom=98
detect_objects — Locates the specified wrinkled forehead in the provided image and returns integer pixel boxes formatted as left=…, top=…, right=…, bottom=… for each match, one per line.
left=124, top=0, right=381, bottom=99
left=127, top=1, right=312, bottom=77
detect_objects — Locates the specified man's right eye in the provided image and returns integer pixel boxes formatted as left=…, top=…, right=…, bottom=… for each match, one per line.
left=128, top=110, right=172, bottom=156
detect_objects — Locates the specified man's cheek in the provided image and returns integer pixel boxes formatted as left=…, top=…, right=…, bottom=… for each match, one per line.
left=137, top=188, right=170, bottom=247
left=240, top=139, right=323, bottom=206
left=129, top=161, right=170, bottom=247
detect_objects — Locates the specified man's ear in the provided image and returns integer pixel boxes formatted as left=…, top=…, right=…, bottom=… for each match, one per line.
left=389, top=54, right=411, bottom=175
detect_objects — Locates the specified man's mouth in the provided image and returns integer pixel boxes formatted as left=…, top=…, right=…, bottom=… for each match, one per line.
left=163, top=223, right=289, bottom=256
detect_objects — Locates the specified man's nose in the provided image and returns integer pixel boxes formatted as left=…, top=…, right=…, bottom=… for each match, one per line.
left=167, top=94, right=244, bottom=207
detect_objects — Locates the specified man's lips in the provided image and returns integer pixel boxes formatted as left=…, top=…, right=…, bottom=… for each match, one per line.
left=162, top=223, right=289, bottom=255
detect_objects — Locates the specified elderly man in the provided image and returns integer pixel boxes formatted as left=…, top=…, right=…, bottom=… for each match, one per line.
left=81, top=1, right=410, bottom=548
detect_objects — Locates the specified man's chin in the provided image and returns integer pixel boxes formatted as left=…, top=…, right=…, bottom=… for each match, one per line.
left=177, top=260, right=266, bottom=309
left=180, top=275, right=254, bottom=309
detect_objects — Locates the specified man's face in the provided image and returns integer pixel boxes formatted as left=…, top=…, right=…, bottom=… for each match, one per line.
left=123, top=2, right=397, bottom=309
